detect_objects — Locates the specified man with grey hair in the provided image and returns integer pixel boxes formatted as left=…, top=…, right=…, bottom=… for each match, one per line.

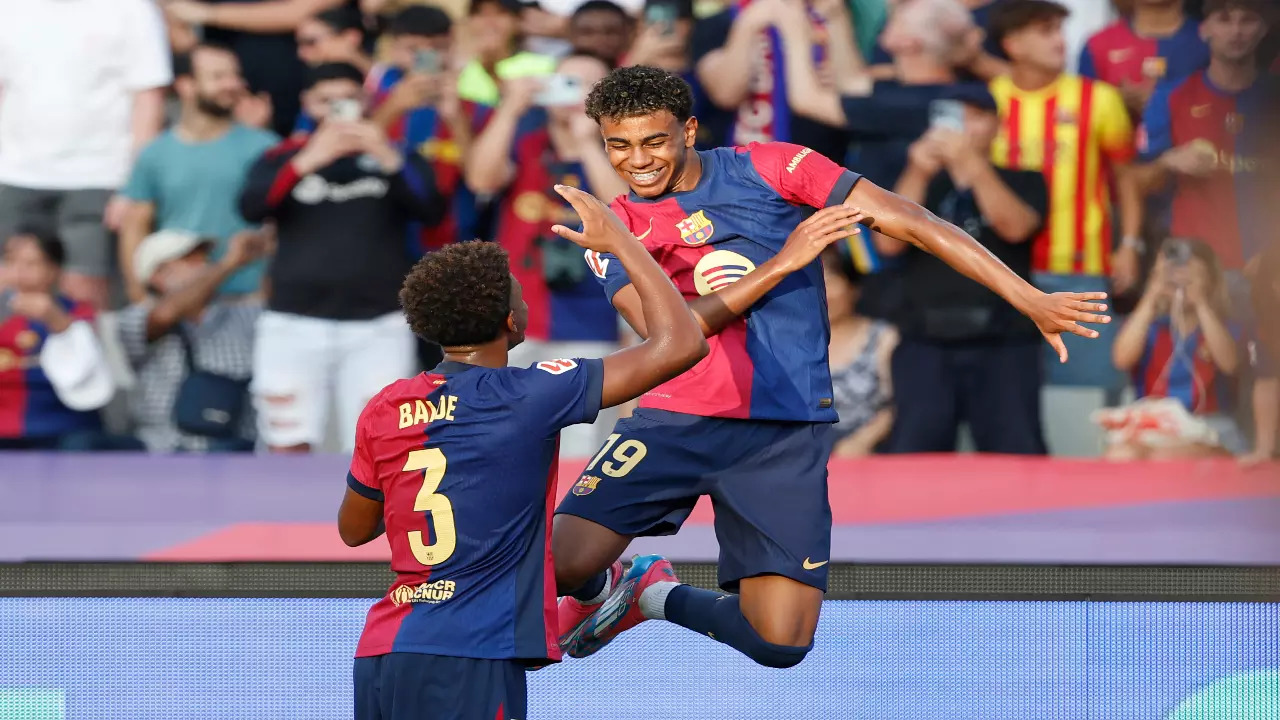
left=758, top=0, right=987, bottom=188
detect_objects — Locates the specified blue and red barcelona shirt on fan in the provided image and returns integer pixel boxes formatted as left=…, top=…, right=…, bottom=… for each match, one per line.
left=366, top=64, right=487, bottom=251
left=491, top=110, right=619, bottom=343
left=588, top=142, right=860, bottom=422
left=1133, top=319, right=1236, bottom=415
left=1140, top=71, right=1280, bottom=269
left=346, top=358, right=603, bottom=662
left=0, top=297, right=100, bottom=439
left=1078, top=18, right=1208, bottom=94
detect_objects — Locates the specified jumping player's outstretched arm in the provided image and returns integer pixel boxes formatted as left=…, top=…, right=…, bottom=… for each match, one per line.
left=607, top=205, right=868, bottom=340
left=844, top=178, right=1111, bottom=362
left=551, top=185, right=709, bottom=408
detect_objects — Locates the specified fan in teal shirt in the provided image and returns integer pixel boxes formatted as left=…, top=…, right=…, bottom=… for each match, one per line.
left=122, top=123, right=279, bottom=296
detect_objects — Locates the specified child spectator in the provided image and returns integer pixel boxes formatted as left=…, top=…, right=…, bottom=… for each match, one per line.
left=1104, top=238, right=1242, bottom=458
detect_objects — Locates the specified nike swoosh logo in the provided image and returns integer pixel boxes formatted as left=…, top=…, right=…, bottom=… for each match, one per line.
left=1191, top=104, right=1212, bottom=117
left=636, top=219, right=655, bottom=241
left=802, top=558, right=829, bottom=570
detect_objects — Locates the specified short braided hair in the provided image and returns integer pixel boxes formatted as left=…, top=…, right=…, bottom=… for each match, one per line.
left=399, top=242, right=512, bottom=346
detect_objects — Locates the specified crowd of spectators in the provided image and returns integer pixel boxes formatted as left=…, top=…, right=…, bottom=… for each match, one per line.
left=0, top=0, right=1275, bottom=463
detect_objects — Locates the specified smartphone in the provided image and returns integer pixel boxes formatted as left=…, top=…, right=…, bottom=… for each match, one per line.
left=331, top=98, right=363, bottom=121
left=928, top=99, right=965, bottom=132
left=645, top=1, right=679, bottom=36
left=1162, top=238, right=1193, bottom=267
left=413, top=49, right=443, bottom=74
left=534, top=74, right=584, bottom=107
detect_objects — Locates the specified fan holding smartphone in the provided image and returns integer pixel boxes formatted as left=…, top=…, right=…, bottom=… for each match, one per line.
left=627, top=0, right=696, bottom=70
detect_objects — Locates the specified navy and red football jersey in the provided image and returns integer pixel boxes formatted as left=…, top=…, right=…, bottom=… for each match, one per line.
left=586, top=142, right=860, bottom=423
left=1078, top=19, right=1208, bottom=94
left=489, top=111, right=620, bottom=344
left=1140, top=71, right=1280, bottom=269
left=365, top=64, right=486, bottom=252
left=347, top=358, right=603, bottom=663
left=0, top=296, right=100, bottom=438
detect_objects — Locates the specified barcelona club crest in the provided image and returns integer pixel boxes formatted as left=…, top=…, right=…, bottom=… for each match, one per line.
left=677, top=210, right=715, bottom=246
left=1225, top=112, right=1245, bottom=135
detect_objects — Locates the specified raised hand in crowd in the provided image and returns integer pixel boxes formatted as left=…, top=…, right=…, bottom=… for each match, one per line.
left=8, top=291, right=73, bottom=334
left=290, top=117, right=366, bottom=175
left=626, top=23, right=692, bottom=70
left=1160, top=140, right=1219, bottom=179
left=234, top=91, right=275, bottom=130
left=343, top=121, right=407, bottom=173
left=222, top=228, right=274, bottom=271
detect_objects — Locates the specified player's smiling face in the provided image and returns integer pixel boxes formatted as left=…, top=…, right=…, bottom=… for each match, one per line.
left=599, top=110, right=699, bottom=198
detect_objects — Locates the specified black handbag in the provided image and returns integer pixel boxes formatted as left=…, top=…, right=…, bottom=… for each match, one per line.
left=173, top=326, right=249, bottom=438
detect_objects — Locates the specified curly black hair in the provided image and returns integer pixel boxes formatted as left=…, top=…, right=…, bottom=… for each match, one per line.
left=399, top=241, right=512, bottom=346
left=585, top=65, right=694, bottom=123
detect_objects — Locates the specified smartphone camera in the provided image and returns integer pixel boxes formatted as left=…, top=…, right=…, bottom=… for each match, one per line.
left=645, top=1, right=679, bottom=36
left=413, top=49, right=443, bottom=75
left=1162, top=238, right=1193, bottom=268
left=928, top=99, right=965, bottom=132
left=331, top=98, right=363, bottom=122
left=534, top=74, right=584, bottom=107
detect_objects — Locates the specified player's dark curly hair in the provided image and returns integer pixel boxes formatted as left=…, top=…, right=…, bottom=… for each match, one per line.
left=584, top=65, right=694, bottom=123
left=399, top=242, right=512, bottom=346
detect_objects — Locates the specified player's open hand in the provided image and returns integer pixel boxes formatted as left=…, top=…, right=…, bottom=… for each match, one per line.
left=550, top=184, right=635, bottom=254
left=777, top=205, right=867, bottom=273
left=1022, top=291, right=1111, bottom=363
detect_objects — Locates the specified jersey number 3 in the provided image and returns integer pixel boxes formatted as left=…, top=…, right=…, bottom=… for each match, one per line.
left=403, top=448, right=456, bottom=566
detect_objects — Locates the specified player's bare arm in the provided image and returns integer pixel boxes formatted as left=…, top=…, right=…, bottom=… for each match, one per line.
left=845, top=179, right=1111, bottom=362
left=610, top=205, right=868, bottom=339
left=338, top=496, right=385, bottom=547
left=551, top=184, right=708, bottom=408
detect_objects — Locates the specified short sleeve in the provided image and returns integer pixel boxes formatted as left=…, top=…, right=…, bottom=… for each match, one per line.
left=123, top=0, right=174, bottom=90
left=1093, top=82, right=1136, bottom=164
left=346, top=400, right=383, bottom=502
left=1138, top=82, right=1176, bottom=162
left=514, top=358, right=605, bottom=433
left=120, top=143, right=160, bottom=202
left=839, top=83, right=935, bottom=135
left=746, top=142, right=861, bottom=208
left=585, top=248, right=632, bottom=302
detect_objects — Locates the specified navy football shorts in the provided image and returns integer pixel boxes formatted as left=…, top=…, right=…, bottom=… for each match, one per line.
left=353, top=653, right=526, bottom=720
left=555, top=409, right=835, bottom=592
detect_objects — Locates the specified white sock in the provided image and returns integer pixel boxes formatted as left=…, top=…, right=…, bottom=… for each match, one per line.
left=639, top=581, right=680, bottom=620
left=582, top=566, right=613, bottom=606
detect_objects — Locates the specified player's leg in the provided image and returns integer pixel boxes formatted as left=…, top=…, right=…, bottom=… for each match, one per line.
left=335, top=311, right=416, bottom=452
left=580, top=420, right=833, bottom=667
left=55, top=189, right=114, bottom=309
left=553, top=410, right=707, bottom=642
left=250, top=311, right=332, bottom=452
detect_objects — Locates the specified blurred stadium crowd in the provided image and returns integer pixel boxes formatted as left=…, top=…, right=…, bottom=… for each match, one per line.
left=0, top=0, right=1276, bottom=462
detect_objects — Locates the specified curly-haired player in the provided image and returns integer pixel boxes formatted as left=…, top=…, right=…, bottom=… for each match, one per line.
left=336, top=185, right=707, bottom=720
left=553, top=66, right=1114, bottom=666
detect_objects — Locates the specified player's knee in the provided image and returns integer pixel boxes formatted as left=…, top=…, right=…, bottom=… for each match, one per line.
left=741, top=634, right=812, bottom=669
